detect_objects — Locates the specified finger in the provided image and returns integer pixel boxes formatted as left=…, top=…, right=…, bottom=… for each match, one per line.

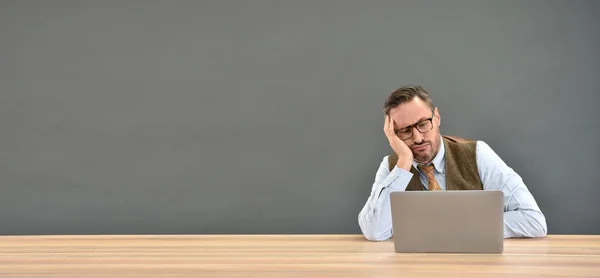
left=387, top=117, right=394, bottom=137
left=390, top=118, right=401, bottom=139
left=384, top=115, right=389, bottom=128
left=384, top=115, right=390, bottom=134
left=389, top=117, right=396, bottom=137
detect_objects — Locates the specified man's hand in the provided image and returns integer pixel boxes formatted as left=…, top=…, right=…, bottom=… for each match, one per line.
left=384, top=115, right=413, bottom=171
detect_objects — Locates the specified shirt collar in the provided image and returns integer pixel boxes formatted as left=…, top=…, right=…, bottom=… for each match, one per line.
left=412, top=135, right=445, bottom=174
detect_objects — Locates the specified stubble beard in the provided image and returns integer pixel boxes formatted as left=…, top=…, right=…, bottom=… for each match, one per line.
left=413, top=143, right=435, bottom=164
left=412, top=136, right=441, bottom=164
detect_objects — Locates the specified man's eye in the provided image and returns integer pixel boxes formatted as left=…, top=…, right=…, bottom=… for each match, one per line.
left=398, top=128, right=411, bottom=134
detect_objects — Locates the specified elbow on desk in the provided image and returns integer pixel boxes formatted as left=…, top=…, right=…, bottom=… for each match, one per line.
left=357, top=209, right=394, bottom=241
left=505, top=210, right=548, bottom=238
left=359, top=224, right=392, bottom=241
left=358, top=217, right=391, bottom=241
left=534, top=227, right=548, bottom=238
left=524, top=210, right=548, bottom=238
left=531, top=215, right=548, bottom=238
left=362, top=231, right=392, bottom=242
left=508, top=224, right=547, bottom=239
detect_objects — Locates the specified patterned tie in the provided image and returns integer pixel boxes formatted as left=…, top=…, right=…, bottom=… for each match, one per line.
left=418, top=164, right=441, bottom=191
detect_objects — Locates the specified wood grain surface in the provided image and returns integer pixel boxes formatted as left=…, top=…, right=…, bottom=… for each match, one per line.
left=1, top=234, right=599, bottom=277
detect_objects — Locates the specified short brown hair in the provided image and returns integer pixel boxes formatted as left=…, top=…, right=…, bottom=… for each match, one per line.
left=383, top=85, right=434, bottom=115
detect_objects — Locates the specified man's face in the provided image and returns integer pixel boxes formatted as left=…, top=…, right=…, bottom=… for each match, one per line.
left=388, top=97, right=441, bottom=164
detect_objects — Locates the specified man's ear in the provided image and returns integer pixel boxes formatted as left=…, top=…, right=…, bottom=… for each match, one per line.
left=434, top=107, right=441, bottom=126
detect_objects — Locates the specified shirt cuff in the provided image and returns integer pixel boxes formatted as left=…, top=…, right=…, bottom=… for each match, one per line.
left=369, top=166, right=414, bottom=208
left=386, top=166, right=413, bottom=191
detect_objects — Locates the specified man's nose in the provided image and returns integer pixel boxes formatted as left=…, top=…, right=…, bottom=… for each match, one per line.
left=412, top=127, right=424, bottom=143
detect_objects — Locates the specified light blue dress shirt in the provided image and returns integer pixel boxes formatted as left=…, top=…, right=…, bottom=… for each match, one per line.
left=358, top=137, right=547, bottom=241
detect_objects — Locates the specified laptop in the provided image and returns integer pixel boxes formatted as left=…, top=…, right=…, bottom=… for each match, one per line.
left=390, top=190, right=504, bottom=253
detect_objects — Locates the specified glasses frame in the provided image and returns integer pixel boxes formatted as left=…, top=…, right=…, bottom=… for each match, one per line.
left=395, top=109, right=435, bottom=140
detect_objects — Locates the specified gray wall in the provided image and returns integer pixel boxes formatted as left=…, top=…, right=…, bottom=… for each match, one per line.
left=1, top=0, right=598, bottom=235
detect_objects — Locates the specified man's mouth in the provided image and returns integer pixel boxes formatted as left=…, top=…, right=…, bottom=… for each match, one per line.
left=412, top=143, right=429, bottom=152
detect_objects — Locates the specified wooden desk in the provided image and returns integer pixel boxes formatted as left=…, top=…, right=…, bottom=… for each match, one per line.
left=1, top=235, right=599, bottom=277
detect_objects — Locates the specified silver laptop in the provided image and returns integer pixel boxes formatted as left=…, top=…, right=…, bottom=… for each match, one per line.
left=390, top=190, right=504, bottom=253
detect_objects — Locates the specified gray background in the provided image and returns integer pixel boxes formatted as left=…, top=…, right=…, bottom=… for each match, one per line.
left=1, top=0, right=598, bottom=235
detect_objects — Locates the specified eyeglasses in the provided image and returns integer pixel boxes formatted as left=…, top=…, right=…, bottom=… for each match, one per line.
left=395, top=110, right=435, bottom=140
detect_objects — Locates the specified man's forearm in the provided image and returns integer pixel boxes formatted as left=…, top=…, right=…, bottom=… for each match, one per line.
left=358, top=166, right=413, bottom=241
left=358, top=186, right=394, bottom=241
left=503, top=210, right=547, bottom=238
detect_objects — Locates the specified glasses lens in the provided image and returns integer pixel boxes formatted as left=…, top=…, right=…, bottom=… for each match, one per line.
left=416, top=120, right=433, bottom=133
left=397, top=130, right=412, bottom=140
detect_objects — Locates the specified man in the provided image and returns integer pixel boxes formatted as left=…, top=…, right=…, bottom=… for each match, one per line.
left=358, top=85, right=547, bottom=241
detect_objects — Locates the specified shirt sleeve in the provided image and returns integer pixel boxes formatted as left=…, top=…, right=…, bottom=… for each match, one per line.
left=476, top=141, right=548, bottom=238
left=358, top=156, right=414, bottom=241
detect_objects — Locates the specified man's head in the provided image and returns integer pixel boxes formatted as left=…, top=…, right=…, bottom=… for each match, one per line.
left=384, top=85, right=441, bottom=164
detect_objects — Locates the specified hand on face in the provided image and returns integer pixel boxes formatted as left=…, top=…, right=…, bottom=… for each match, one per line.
left=384, top=115, right=414, bottom=171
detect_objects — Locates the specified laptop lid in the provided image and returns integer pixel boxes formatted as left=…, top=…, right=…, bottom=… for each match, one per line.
left=390, top=190, right=504, bottom=253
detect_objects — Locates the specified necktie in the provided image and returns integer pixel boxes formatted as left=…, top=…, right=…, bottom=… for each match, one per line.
left=418, top=164, right=441, bottom=191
